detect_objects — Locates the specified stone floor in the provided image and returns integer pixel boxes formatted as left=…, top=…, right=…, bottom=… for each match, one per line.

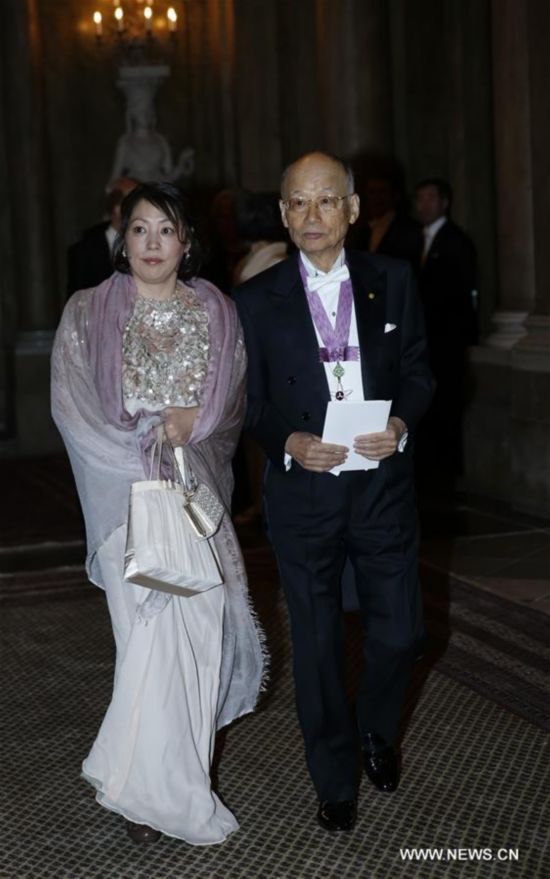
left=1, top=456, right=549, bottom=878
left=417, top=493, right=550, bottom=613
left=2, top=455, right=549, bottom=613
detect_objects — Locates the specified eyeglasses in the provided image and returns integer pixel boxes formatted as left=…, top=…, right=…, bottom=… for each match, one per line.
left=281, top=195, right=352, bottom=214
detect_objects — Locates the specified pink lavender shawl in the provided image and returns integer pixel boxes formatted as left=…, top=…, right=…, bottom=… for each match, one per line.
left=51, top=272, right=266, bottom=727
left=86, top=271, right=243, bottom=475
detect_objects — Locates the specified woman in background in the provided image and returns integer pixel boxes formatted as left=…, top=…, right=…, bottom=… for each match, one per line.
left=233, top=190, right=288, bottom=284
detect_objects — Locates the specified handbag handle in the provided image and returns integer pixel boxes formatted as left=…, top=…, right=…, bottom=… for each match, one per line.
left=149, top=425, right=179, bottom=482
left=148, top=425, right=166, bottom=481
left=173, top=447, right=197, bottom=494
left=150, top=424, right=196, bottom=494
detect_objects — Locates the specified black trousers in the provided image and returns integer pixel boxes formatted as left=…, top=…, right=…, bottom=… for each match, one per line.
left=265, top=457, right=423, bottom=802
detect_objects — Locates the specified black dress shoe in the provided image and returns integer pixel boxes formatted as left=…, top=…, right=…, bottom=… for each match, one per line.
left=126, top=821, right=161, bottom=844
left=362, top=732, right=400, bottom=793
left=317, top=799, right=357, bottom=832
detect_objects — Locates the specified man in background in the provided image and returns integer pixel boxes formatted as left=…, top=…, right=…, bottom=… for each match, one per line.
left=66, top=177, right=137, bottom=297
left=352, top=169, right=422, bottom=272
left=415, top=177, right=477, bottom=485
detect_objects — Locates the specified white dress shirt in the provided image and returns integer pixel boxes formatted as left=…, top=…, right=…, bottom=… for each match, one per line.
left=300, top=250, right=365, bottom=402
left=421, top=215, right=447, bottom=263
left=284, top=249, right=408, bottom=468
left=105, top=224, right=118, bottom=254
left=284, top=250, right=365, bottom=469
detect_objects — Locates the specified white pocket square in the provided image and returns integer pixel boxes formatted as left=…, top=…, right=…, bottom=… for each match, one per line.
left=384, top=323, right=397, bottom=333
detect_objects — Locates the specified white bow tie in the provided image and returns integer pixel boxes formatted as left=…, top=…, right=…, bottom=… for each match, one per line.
left=306, top=264, right=350, bottom=293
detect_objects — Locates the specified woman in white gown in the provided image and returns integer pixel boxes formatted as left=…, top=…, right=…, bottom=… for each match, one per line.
left=51, top=182, right=265, bottom=845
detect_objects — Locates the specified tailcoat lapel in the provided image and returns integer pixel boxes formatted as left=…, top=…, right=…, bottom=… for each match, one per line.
left=265, top=251, right=388, bottom=404
left=347, top=251, right=387, bottom=400
left=269, top=254, right=331, bottom=404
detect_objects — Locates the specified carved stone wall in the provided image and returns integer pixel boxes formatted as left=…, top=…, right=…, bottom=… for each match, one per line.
left=464, top=0, right=550, bottom=515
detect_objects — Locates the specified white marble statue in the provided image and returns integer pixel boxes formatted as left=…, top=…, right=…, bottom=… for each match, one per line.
left=109, top=66, right=194, bottom=186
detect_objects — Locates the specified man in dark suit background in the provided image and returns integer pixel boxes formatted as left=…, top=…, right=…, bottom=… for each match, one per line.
left=66, top=177, right=137, bottom=297
left=234, top=152, right=433, bottom=832
left=351, top=168, right=422, bottom=272
left=415, top=177, right=477, bottom=484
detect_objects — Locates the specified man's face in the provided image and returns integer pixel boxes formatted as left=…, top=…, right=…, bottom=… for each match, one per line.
left=415, top=185, right=448, bottom=227
left=280, top=154, right=359, bottom=271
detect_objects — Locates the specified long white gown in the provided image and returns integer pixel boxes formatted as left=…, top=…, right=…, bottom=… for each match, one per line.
left=82, top=527, right=238, bottom=843
left=81, top=290, right=239, bottom=843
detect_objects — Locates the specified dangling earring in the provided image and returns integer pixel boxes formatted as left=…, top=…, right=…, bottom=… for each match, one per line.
left=122, top=247, right=127, bottom=258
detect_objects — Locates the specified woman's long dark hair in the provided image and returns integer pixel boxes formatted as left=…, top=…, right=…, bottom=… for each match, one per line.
left=113, top=181, right=202, bottom=282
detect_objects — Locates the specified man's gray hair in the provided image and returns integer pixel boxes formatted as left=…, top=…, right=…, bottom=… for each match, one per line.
left=280, top=152, right=355, bottom=197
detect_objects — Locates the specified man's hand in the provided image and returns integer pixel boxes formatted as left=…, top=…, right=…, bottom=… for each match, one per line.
left=162, top=406, right=199, bottom=446
left=285, top=432, right=348, bottom=473
left=353, top=416, right=407, bottom=462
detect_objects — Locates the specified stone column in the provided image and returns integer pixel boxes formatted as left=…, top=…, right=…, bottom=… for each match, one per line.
left=465, top=0, right=550, bottom=514
left=183, top=0, right=239, bottom=187
left=214, top=0, right=239, bottom=186
left=0, top=0, right=60, bottom=451
left=485, top=0, right=534, bottom=350
left=0, top=71, right=16, bottom=440
left=463, top=0, right=531, bottom=496
left=388, top=0, right=496, bottom=329
left=276, top=0, right=393, bottom=165
left=316, top=0, right=393, bottom=157
left=1, top=0, right=57, bottom=333
left=276, top=0, right=323, bottom=163
left=505, top=0, right=550, bottom=513
left=512, top=0, right=550, bottom=368
left=233, top=0, right=282, bottom=189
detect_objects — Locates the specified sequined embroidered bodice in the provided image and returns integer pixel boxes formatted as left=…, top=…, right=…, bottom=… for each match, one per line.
left=122, top=286, right=209, bottom=410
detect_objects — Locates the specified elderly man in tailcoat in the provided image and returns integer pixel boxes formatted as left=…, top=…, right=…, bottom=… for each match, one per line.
left=234, top=152, right=433, bottom=832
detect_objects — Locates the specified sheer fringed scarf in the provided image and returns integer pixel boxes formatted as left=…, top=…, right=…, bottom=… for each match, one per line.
left=52, top=272, right=266, bottom=727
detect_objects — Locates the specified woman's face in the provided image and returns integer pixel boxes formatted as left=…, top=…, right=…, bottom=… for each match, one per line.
left=125, top=199, right=187, bottom=292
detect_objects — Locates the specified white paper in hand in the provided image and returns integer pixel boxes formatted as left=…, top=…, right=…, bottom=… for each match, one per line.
left=322, top=400, right=392, bottom=474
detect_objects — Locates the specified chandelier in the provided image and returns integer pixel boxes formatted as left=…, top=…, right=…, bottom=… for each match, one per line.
left=91, top=1, right=180, bottom=53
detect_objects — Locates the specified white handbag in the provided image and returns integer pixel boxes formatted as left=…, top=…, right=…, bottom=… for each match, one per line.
left=124, top=431, right=224, bottom=596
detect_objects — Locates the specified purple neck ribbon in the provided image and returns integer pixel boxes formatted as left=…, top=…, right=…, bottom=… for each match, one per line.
left=298, top=258, right=359, bottom=363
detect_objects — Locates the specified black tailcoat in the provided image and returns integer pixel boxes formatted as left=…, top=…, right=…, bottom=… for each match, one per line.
left=419, top=219, right=477, bottom=358
left=234, top=248, right=433, bottom=467
left=66, top=222, right=113, bottom=298
left=234, top=249, right=433, bottom=801
left=417, top=219, right=477, bottom=477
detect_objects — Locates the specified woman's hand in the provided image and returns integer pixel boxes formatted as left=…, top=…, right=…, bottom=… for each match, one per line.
left=162, top=406, right=199, bottom=446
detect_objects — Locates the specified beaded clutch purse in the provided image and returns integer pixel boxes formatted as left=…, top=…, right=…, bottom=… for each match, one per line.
left=182, top=480, right=225, bottom=539
left=163, top=437, right=225, bottom=540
